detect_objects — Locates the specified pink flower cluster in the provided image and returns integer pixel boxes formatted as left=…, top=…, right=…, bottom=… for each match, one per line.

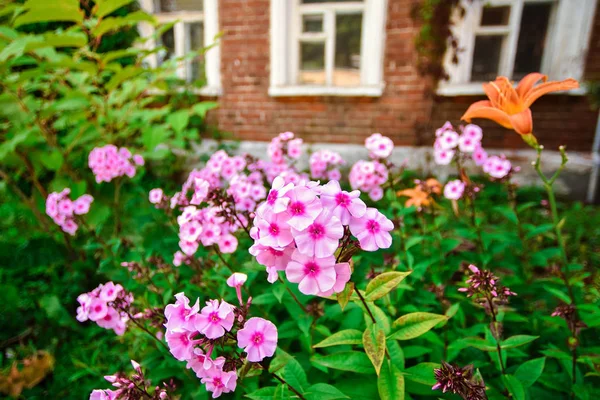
left=76, top=282, right=132, bottom=336
left=163, top=279, right=278, bottom=398
left=309, top=149, right=344, bottom=181
left=268, top=131, right=303, bottom=163
left=434, top=122, right=513, bottom=179
left=349, top=160, right=388, bottom=201
left=45, top=189, right=93, bottom=235
left=250, top=178, right=393, bottom=295
left=88, top=145, right=144, bottom=183
left=434, top=122, right=483, bottom=165
left=252, top=132, right=309, bottom=184
left=365, top=133, right=394, bottom=159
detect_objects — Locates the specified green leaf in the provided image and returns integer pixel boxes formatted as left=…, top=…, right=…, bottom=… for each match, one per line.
left=403, top=362, right=440, bottom=386
left=245, top=386, right=277, bottom=400
left=94, top=0, right=136, bottom=18
left=363, top=325, right=386, bottom=375
left=501, top=335, right=539, bottom=349
left=440, top=238, right=461, bottom=253
left=336, top=282, right=354, bottom=311
left=365, top=271, right=411, bottom=301
left=304, top=384, right=348, bottom=400
left=39, top=295, right=75, bottom=328
left=502, top=375, right=525, bottom=400
left=282, top=358, right=308, bottom=393
left=525, top=223, right=554, bottom=240
left=269, top=348, right=294, bottom=374
left=14, top=0, right=83, bottom=27
left=273, top=384, right=289, bottom=400
left=92, top=11, right=155, bottom=37
left=543, top=285, right=572, bottom=304
left=378, top=360, right=405, bottom=400
left=39, top=150, right=64, bottom=171
left=311, top=351, right=374, bottom=374
left=514, top=357, right=545, bottom=387
left=192, top=101, right=219, bottom=117
left=142, top=125, right=171, bottom=152
left=313, top=329, right=363, bottom=348
left=388, top=312, right=448, bottom=340
left=167, top=110, right=190, bottom=133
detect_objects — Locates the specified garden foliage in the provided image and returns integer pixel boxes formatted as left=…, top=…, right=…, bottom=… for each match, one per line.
left=1, top=1, right=599, bottom=400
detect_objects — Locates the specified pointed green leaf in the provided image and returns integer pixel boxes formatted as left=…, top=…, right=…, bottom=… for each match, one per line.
left=313, top=329, right=363, bottom=348
left=311, top=351, right=373, bottom=374
left=388, top=312, right=448, bottom=340
left=304, top=384, right=348, bottom=400
left=404, top=362, right=440, bottom=386
left=515, top=357, right=545, bottom=387
left=14, top=1, right=82, bottom=27
left=502, top=375, right=525, bottom=400
left=501, top=335, right=539, bottom=349
left=94, top=0, right=136, bottom=18
left=282, top=358, right=308, bottom=393
left=363, top=325, right=386, bottom=375
left=269, top=347, right=294, bottom=373
left=365, top=271, right=411, bottom=301
left=378, top=360, right=405, bottom=400
left=336, top=281, right=354, bottom=311
left=245, top=386, right=277, bottom=400
left=166, top=110, right=190, bottom=133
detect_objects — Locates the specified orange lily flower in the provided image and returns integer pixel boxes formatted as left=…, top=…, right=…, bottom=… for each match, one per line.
left=397, top=178, right=441, bottom=208
left=461, top=73, right=579, bottom=135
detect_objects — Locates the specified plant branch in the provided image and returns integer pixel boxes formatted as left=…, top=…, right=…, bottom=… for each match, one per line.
left=354, top=286, right=376, bottom=324
left=271, top=372, right=306, bottom=399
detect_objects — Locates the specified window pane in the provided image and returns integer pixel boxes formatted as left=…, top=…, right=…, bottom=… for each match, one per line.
left=303, top=14, right=323, bottom=33
left=480, top=6, right=510, bottom=26
left=513, top=3, right=551, bottom=80
left=299, top=42, right=326, bottom=85
left=334, top=13, right=362, bottom=86
left=158, top=27, right=175, bottom=65
left=188, top=22, right=204, bottom=82
left=158, top=0, right=203, bottom=12
left=470, top=35, right=504, bottom=82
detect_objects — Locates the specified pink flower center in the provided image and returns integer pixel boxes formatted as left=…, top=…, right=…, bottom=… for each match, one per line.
left=252, top=332, right=265, bottom=345
left=107, top=289, right=113, bottom=296
left=366, top=220, right=380, bottom=234
left=268, top=223, right=280, bottom=236
left=103, top=314, right=112, bottom=321
left=189, top=227, right=196, bottom=235
left=213, top=377, right=224, bottom=388
left=304, top=261, right=320, bottom=276
left=205, top=230, right=214, bottom=238
left=308, top=223, right=325, bottom=239
left=289, top=201, right=305, bottom=216
left=180, top=334, right=189, bottom=345
left=209, top=312, right=220, bottom=324
left=267, top=190, right=278, bottom=204
left=335, top=192, right=351, bottom=207
left=94, top=305, right=103, bottom=312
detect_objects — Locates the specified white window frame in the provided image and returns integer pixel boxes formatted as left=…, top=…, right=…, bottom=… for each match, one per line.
left=139, top=0, right=221, bottom=96
left=438, top=0, right=596, bottom=96
left=270, top=0, right=387, bottom=97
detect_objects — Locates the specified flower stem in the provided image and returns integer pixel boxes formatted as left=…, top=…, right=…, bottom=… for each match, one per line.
left=486, top=295, right=506, bottom=375
left=271, top=372, right=306, bottom=399
left=354, top=285, right=376, bottom=324
left=278, top=277, right=307, bottom=313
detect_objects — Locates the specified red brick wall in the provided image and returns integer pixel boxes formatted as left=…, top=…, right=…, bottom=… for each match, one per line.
left=214, top=0, right=432, bottom=145
left=210, top=0, right=599, bottom=152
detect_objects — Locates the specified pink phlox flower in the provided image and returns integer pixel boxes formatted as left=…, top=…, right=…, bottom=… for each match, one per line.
left=89, top=389, right=120, bottom=400
left=462, top=124, right=483, bottom=142
left=237, top=317, right=278, bottom=362
left=458, top=133, right=479, bottom=153
left=201, top=366, right=238, bottom=398
left=435, top=121, right=454, bottom=137
left=287, top=138, right=303, bottom=159
left=443, top=180, right=465, bottom=200
left=73, top=194, right=94, bottom=215
left=366, top=133, right=394, bottom=159
left=284, top=185, right=323, bottom=230
left=179, top=240, right=199, bottom=256
left=292, top=210, right=343, bottom=258
left=191, top=178, right=210, bottom=205
left=88, top=298, right=109, bottom=321
left=99, top=282, right=122, bottom=302
left=472, top=145, right=488, bottom=166
left=195, top=300, right=235, bottom=339
left=164, top=292, right=200, bottom=332
left=320, top=180, right=366, bottom=225
left=199, top=223, right=222, bottom=246
left=218, top=234, right=238, bottom=254
left=439, top=130, right=460, bottom=150
left=187, top=349, right=226, bottom=379
left=286, top=251, right=337, bottom=295
left=316, top=262, right=352, bottom=297
left=483, top=155, right=512, bottom=179
left=260, top=176, right=294, bottom=214
left=166, top=330, right=198, bottom=361
left=255, top=210, right=294, bottom=248
left=349, top=208, right=394, bottom=251
left=434, top=147, right=455, bottom=165
left=368, top=187, right=384, bottom=201
left=180, top=220, right=203, bottom=242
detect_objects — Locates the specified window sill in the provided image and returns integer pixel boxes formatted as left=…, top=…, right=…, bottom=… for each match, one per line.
left=269, top=85, right=384, bottom=97
left=436, top=83, right=587, bottom=97
left=145, top=86, right=222, bottom=97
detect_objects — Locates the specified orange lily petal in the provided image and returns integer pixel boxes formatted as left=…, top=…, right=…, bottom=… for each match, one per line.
left=482, top=82, right=501, bottom=108
left=461, top=100, right=513, bottom=129
left=507, top=108, right=533, bottom=135
left=523, top=78, right=579, bottom=108
left=516, top=72, right=547, bottom=98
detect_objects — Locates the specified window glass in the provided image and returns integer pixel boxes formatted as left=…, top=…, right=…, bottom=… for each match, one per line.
left=471, top=35, right=504, bottom=81
left=188, top=22, right=204, bottom=81
left=302, top=0, right=362, bottom=3
left=334, top=13, right=362, bottom=86
left=480, top=6, right=510, bottom=26
left=303, top=14, right=323, bottom=33
left=158, top=0, right=203, bottom=12
left=299, top=42, right=326, bottom=84
left=513, top=3, right=552, bottom=80
left=158, top=27, right=175, bottom=65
